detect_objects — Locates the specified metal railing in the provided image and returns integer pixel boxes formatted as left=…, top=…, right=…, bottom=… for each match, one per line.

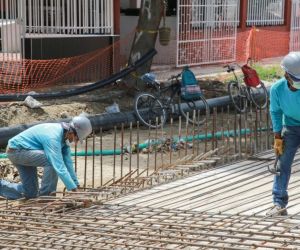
left=177, top=0, right=239, bottom=66
left=290, top=0, right=300, bottom=52
left=0, top=0, right=114, bottom=37
left=22, top=0, right=114, bottom=36
left=0, top=0, right=114, bottom=54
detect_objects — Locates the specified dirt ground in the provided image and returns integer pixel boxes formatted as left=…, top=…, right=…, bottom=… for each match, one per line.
left=0, top=78, right=227, bottom=128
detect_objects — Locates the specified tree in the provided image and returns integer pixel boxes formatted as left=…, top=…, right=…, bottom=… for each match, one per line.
left=125, top=0, right=165, bottom=91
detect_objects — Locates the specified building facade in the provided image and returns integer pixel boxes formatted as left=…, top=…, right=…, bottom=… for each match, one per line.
left=0, top=0, right=120, bottom=59
left=122, top=0, right=300, bottom=66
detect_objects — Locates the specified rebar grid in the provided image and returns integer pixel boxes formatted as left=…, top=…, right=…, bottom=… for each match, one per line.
left=0, top=106, right=286, bottom=249
left=0, top=105, right=271, bottom=205
left=0, top=204, right=300, bottom=249
left=0, top=150, right=300, bottom=248
left=0, top=147, right=226, bottom=214
left=71, top=105, right=271, bottom=192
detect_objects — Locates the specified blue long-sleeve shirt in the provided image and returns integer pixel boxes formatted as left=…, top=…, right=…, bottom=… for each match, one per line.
left=8, top=123, right=78, bottom=190
left=270, top=77, right=300, bottom=133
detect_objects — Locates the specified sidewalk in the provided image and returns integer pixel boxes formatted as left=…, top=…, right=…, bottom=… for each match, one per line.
left=152, top=56, right=284, bottom=81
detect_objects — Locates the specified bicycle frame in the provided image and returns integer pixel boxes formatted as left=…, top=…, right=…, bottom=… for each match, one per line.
left=135, top=73, right=210, bottom=128
left=145, top=77, right=181, bottom=112
left=225, top=64, right=251, bottom=100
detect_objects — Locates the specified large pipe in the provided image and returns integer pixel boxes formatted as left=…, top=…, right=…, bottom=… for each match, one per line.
left=0, top=111, right=136, bottom=147
left=0, top=91, right=266, bottom=147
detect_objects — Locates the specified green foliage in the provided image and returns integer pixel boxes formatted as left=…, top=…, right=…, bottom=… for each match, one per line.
left=223, top=64, right=284, bottom=84
left=252, top=64, right=284, bottom=82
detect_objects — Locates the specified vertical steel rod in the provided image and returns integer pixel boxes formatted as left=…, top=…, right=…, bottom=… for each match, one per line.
left=83, top=137, right=88, bottom=188
left=129, top=122, right=132, bottom=173
left=155, top=118, right=158, bottom=172
left=185, top=113, right=189, bottom=156
left=170, top=117, right=173, bottom=165
left=147, top=121, right=151, bottom=176
left=113, top=126, right=117, bottom=182
left=120, top=123, right=124, bottom=178
left=92, top=131, right=95, bottom=188
left=178, top=116, right=182, bottom=158
left=192, top=110, right=196, bottom=156
left=234, top=110, right=237, bottom=154
left=100, top=127, right=103, bottom=186
left=160, top=117, right=164, bottom=168
left=196, top=110, right=200, bottom=156
left=136, top=121, right=140, bottom=175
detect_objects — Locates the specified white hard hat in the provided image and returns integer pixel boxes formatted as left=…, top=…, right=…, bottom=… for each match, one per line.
left=281, top=52, right=300, bottom=81
left=70, top=115, right=92, bottom=142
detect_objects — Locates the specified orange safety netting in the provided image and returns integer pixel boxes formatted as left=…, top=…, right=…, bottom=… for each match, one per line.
left=0, top=34, right=133, bottom=94
left=236, top=26, right=289, bottom=63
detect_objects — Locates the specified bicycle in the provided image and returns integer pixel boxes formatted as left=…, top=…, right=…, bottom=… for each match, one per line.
left=224, top=63, right=268, bottom=113
left=133, top=73, right=210, bottom=128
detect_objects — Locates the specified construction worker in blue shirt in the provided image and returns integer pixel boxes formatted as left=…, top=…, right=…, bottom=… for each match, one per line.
left=0, top=115, right=92, bottom=200
left=268, top=52, right=300, bottom=216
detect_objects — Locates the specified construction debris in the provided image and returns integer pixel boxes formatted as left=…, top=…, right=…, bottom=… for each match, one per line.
left=23, top=96, right=43, bottom=109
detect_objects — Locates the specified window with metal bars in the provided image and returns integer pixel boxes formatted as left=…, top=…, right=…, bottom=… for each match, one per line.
left=247, top=0, right=285, bottom=26
left=191, top=0, right=240, bottom=28
left=23, top=0, right=114, bottom=36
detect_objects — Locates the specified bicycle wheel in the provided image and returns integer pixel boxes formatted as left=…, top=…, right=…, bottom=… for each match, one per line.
left=247, top=81, right=268, bottom=110
left=178, top=95, right=209, bottom=125
left=228, top=81, right=247, bottom=113
left=134, top=92, right=167, bottom=128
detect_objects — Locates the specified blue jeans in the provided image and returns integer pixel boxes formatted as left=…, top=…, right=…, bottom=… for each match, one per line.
left=1, top=149, right=58, bottom=200
left=273, top=126, right=300, bottom=208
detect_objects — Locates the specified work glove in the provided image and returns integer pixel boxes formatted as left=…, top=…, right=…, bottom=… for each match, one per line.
left=274, top=138, right=283, bottom=156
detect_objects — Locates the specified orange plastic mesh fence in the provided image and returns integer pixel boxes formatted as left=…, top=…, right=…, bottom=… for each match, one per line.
left=236, top=26, right=289, bottom=63
left=0, top=34, right=133, bottom=94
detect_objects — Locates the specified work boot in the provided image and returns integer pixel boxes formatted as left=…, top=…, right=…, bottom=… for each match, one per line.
left=266, top=205, right=288, bottom=217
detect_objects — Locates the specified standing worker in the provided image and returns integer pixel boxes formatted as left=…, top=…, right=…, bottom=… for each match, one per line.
left=0, top=115, right=92, bottom=200
left=268, top=52, right=300, bottom=216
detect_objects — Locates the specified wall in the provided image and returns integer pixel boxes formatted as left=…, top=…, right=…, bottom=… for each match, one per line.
left=120, top=0, right=141, bottom=9
left=24, top=37, right=111, bottom=59
left=120, top=16, right=177, bottom=65
left=120, top=16, right=290, bottom=66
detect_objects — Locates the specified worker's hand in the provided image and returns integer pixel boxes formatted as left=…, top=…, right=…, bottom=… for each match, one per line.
left=274, top=138, right=283, bottom=156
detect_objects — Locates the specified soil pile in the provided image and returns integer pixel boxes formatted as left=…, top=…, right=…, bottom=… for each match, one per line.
left=0, top=79, right=227, bottom=128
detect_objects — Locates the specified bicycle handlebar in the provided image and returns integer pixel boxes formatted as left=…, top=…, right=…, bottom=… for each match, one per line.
left=223, top=64, right=236, bottom=73
left=168, top=73, right=181, bottom=81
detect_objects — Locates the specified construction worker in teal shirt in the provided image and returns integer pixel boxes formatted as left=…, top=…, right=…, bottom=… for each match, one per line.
left=268, top=52, right=300, bottom=216
left=0, top=115, right=92, bottom=199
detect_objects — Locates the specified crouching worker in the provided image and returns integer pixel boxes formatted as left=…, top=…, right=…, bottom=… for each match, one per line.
left=0, top=115, right=92, bottom=200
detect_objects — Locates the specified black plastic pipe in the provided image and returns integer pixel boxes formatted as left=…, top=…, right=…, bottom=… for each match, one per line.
left=0, top=79, right=270, bottom=148
left=0, top=94, right=236, bottom=148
